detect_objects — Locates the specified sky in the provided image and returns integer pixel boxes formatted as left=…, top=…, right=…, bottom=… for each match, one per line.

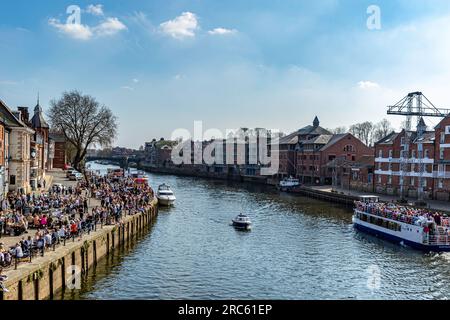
left=1, top=0, right=450, bottom=148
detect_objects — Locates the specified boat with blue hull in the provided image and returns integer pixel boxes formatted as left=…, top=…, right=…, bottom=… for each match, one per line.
left=353, top=196, right=450, bottom=252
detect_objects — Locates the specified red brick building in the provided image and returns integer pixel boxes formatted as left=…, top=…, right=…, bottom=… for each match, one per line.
left=278, top=117, right=373, bottom=185
left=278, top=117, right=331, bottom=178
left=296, top=132, right=374, bottom=184
left=49, top=132, right=67, bottom=169
left=374, top=116, right=450, bottom=201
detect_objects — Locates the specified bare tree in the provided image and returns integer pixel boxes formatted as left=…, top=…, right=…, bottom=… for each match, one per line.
left=373, top=118, right=394, bottom=143
left=48, top=90, right=118, bottom=171
left=349, top=122, right=374, bottom=146
left=328, top=126, right=348, bottom=134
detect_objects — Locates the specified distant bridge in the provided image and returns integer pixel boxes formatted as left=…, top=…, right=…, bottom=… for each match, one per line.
left=85, top=155, right=137, bottom=168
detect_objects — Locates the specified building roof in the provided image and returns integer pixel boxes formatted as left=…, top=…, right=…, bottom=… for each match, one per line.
left=318, top=133, right=348, bottom=151
left=375, top=131, right=399, bottom=145
left=0, top=98, right=30, bottom=128
left=279, top=117, right=332, bottom=145
left=49, top=132, right=66, bottom=142
left=30, top=100, right=49, bottom=129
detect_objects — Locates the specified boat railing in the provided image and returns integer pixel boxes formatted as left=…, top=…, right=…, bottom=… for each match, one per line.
left=427, top=235, right=450, bottom=246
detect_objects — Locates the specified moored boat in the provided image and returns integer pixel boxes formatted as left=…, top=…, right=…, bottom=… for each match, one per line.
left=157, top=184, right=176, bottom=206
left=232, top=213, right=252, bottom=230
left=278, top=176, right=300, bottom=191
left=353, top=196, right=450, bottom=252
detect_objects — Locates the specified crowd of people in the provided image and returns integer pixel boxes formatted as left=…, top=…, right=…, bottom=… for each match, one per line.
left=355, top=201, right=450, bottom=228
left=0, top=169, right=155, bottom=272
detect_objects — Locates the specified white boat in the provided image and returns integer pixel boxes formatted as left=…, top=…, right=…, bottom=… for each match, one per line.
left=157, top=184, right=176, bottom=206
left=232, top=213, right=252, bottom=230
left=278, top=176, right=300, bottom=191
left=353, top=196, right=450, bottom=252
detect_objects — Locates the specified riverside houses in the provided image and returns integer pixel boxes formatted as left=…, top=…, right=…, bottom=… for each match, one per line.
left=278, top=117, right=374, bottom=185
left=374, top=115, right=450, bottom=201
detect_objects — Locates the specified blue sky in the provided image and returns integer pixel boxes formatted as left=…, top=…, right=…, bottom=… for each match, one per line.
left=1, top=0, right=450, bottom=148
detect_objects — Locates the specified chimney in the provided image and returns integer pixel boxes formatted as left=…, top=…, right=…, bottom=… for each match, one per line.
left=17, top=106, right=30, bottom=124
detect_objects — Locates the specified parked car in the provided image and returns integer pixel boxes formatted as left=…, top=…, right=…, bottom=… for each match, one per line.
left=69, top=172, right=83, bottom=181
left=66, top=169, right=76, bottom=178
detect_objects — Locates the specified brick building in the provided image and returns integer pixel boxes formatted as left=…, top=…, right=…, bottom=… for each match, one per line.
left=49, top=132, right=67, bottom=169
left=278, top=117, right=331, bottom=178
left=278, top=117, right=373, bottom=185
left=374, top=116, right=450, bottom=201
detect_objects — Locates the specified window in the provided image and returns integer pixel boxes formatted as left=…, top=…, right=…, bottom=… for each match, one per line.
left=446, top=126, right=450, bottom=135
left=378, top=162, right=382, bottom=170
left=388, top=175, right=392, bottom=184
left=411, top=150, right=416, bottom=158
left=378, top=175, right=382, bottom=183
left=439, top=179, right=444, bottom=189
left=441, top=132, right=446, bottom=144
left=401, top=137, right=405, bottom=145
left=344, top=145, right=354, bottom=152
left=389, top=150, right=393, bottom=158
left=378, top=150, right=383, bottom=158
left=422, top=179, right=427, bottom=188
left=441, top=149, right=445, bottom=160
left=10, top=175, right=16, bottom=185
left=425, top=149, right=430, bottom=158
left=410, top=177, right=415, bottom=186
left=388, top=163, right=392, bottom=171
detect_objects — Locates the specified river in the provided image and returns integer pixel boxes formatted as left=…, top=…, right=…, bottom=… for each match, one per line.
left=58, top=162, right=450, bottom=300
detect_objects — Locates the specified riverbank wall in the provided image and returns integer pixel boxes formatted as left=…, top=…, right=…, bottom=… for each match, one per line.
left=139, top=164, right=270, bottom=185
left=1, top=199, right=158, bottom=301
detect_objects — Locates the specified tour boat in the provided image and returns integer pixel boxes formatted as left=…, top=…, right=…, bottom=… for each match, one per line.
left=157, top=184, right=176, bottom=206
left=353, top=196, right=450, bottom=252
left=130, top=171, right=149, bottom=184
left=278, top=176, right=300, bottom=191
left=231, top=213, right=252, bottom=230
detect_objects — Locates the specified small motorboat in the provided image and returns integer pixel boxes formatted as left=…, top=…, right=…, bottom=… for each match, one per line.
left=232, top=213, right=252, bottom=230
left=157, top=184, right=176, bottom=206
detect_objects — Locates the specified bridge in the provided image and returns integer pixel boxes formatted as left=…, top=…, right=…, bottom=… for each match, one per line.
left=85, top=155, right=140, bottom=169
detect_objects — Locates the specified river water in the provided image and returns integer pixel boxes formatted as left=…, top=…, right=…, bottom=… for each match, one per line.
left=58, top=162, right=450, bottom=300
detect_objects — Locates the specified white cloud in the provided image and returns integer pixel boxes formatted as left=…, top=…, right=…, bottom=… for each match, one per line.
left=159, top=12, right=198, bottom=39
left=86, top=4, right=104, bottom=16
left=133, top=78, right=139, bottom=83
left=49, top=16, right=126, bottom=40
left=208, top=28, right=237, bottom=35
left=121, top=86, right=134, bottom=91
left=48, top=18, right=93, bottom=40
left=93, top=17, right=127, bottom=36
left=357, top=81, right=380, bottom=89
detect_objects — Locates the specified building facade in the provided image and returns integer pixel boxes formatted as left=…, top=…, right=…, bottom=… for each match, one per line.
left=374, top=116, right=450, bottom=201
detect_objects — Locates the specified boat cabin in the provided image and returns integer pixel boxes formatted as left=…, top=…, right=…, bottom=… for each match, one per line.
left=358, top=195, right=379, bottom=203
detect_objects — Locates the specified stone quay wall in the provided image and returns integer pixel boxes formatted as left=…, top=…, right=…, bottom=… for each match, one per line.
left=1, top=199, right=158, bottom=300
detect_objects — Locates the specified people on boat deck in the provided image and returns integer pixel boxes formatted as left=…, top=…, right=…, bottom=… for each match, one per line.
left=355, top=201, right=450, bottom=228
